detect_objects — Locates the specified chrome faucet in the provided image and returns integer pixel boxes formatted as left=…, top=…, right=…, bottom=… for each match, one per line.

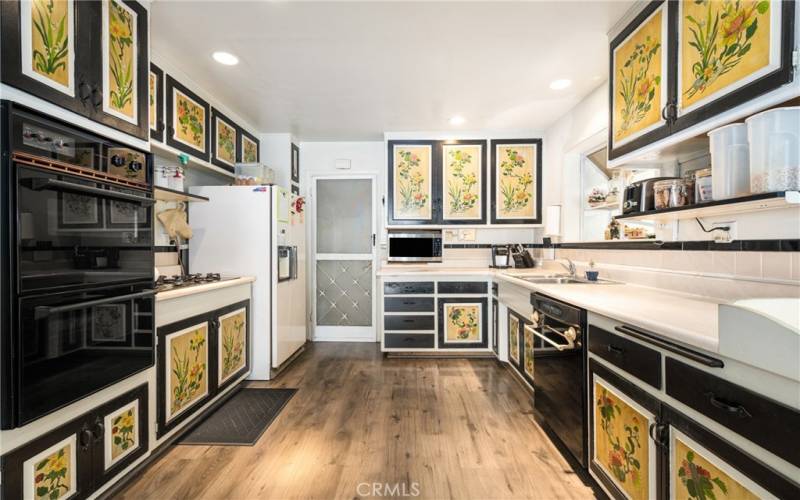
left=559, top=258, right=576, bottom=277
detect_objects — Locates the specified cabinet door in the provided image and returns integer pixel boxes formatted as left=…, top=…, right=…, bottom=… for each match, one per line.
left=0, top=0, right=95, bottom=116
left=212, top=300, right=250, bottom=393
left=149, top=63, right=165, bottom=142
left=663, top=405, right=800, bottom=500
left=156, top=313, right=213, bottom=438
left=440, top=140, right=487, bottom=225
left=1, top=415, right=93, bottom=499
left=437, top=297, right=488, bottom=349
left=607, top=0, right=671, bottom=160
left=490, top=139, right=543, bottom=224
left=165, top=75, right=211, bottom=161
left=507, top=309, right=524, bottom=369
left=94, top=384, right=148, bottom=489
left=588, top=358, right=663, bottom=500
left=672, top=0, right=795, bottom=134
left=492, top=298, right=499, bottom=355
left=387, top=140, right=439, bottom=225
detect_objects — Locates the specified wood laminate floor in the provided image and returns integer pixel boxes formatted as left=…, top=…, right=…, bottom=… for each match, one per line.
left=117, top=343, right=597, bottom=500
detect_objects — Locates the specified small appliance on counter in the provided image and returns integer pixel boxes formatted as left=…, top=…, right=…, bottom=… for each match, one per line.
left=490, top=245, right=511, bottom=268
left=387, top=230, right=443, bottom=263
left=622, top=176, right=681, bottom=214
left=511, top=244, right=535, bottom=268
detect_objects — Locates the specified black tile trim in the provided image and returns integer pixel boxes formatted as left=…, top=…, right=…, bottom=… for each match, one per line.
left=443, top=243, right=547, bottom=249
left=558, top=239, right=799, bottom=251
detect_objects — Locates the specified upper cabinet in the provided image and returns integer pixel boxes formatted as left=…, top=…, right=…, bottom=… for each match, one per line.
left=1, top=0, right=150, bottom=141
left=387, top=138, right=539, bottom=226
left=608, top=0, right=796, bottom=161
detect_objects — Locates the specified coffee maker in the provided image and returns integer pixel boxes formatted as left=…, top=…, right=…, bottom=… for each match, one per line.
left=490, top=245, right=511, bottom=268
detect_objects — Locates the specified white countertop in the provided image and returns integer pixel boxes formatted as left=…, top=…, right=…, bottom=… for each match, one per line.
left=155, top=276, right=256, bottom=301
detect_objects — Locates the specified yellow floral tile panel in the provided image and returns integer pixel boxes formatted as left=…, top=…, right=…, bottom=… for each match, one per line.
left=104, top=0, right=137, bottom=122
left=443, top=144, right=482, bottom=220
left=216, top=118, right=237, bottom=166
left=149, top=71, right=157, bottom=130
left=24, top=436, right=77, bottom=500
left=25, top=0, right=74, bottom=94
left=167, top=323, right=208, bottom=421
left=219, top=308, right=247, bottom=384
left=444, top=304, right=481, bottom=343
left=612, top=5, right=665, bottom=145
left=393, top=145, right=432, bottom=220
left=523, top=325, right=534, bottom=378
left=680, top=0, right=772, bottom=111
left=242, top=136, right=258, bottom=163
left=496, top=145, right=537, bottom=219
left=509, top=314, right=520, bottom=363
left=173, top=89, right=206, bottom=152
left=593, top=378, right=652, bottom=500
left=104, top=400, right=139, bottom=469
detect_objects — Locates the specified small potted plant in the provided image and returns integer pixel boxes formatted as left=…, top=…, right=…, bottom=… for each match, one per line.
left=585, top=260, right=599, bottom=281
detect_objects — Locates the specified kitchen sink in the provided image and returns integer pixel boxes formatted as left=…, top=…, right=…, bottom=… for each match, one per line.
left=521, top=276, right=620, bottom=285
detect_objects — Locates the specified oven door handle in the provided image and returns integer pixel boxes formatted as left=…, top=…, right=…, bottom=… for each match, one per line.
left=34, top=289, right=155, bottom=319
left=524, top=325, right=573, bottom=352
left=29, top=178, right=154, bottom=206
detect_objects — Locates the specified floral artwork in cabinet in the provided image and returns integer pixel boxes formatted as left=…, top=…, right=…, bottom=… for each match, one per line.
left=523, top=325, right=534, bottom=380
left=21, top=0, right=75, bottom=96
left=444, top=303, right=481, bottom=343
left=442, top=144, right=482, bottom=221
left=392, top=145, right=433, bottom=220
left=492, top=141, right=541, bottom=223
left=593, top=377, right=655, bottom=500
left=611, top=2, right=667, bottom=148
left=218, top=308, right=247, bottom=384
left=679, top=0, right=777, bottom=115
left=508, top=313, right=520, bottom=364
left=23, top=435, right=77, bottom=500
left=242, top=134, right=259, bottom=163
left=102, top=0, right=138, bottom=123
left=214, top=116, right=237, bottom=168
left=149, top=71, right=157, bottom=131
left=165, top=323, right=209, bottom=421
left=671, top=430, right=767, bottom=500
left=174, top=90, right=206, bottom=152
left=103, top=400, right=140, bottom=470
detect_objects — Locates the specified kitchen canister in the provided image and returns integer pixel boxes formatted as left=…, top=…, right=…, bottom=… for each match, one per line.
left=708, top=123, right=749, bottom=199
left=745, top=107, right=800, bottom=193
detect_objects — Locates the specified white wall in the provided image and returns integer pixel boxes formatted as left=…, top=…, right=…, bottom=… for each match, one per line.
left=259, top=133, right=295, bottom=188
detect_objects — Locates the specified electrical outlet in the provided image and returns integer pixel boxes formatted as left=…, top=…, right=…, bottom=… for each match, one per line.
left=459, top=229, right=476, bottom=241
left=711, top=221, right=736, bottom=243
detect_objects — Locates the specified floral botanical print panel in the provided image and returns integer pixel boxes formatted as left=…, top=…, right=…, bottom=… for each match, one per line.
left=444, top=304, right=481, bottom=343
left=523, top=324, right=534, bottom=379
left=680, top=0, right=773, bottom=112
left=166, top=323, right=208, bottom=421
left=103, top=0, right=137, bottom=123
left=594, top=378, right=652, bottom=500
left=393, top=145, right=432, bottom=220
left=107, top=147, right=146, bottom=183
left=673, top=432, right=764, bottom=500
left=442, top=144, right=482, bottom=220
left=23, top=436, right=77, bottom=500
left=216, top=118, right=237, bottom=166
left=509, top=314, right=520, bottom=363
left=612, top=5, right=664, bottom=146
left=149, top=71, right=157, bottom=131
left=23, top=0, right=75, bottom=95
left=495, top=145, right=537, bottom=219
left=104, top=400, right=139, bottom=470
left=242, top=136, right=258, bottom=163
left=218, top=308, right=246, bottom=384
left=173, top=89, right=206, bottom=152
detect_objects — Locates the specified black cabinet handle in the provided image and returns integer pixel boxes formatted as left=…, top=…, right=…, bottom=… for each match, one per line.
left=92, top=417, right=105, bottom=442
left=607, top=344, right=625, bottom=356
left=91, top=85, right=103, bottom=108
left=403, top=337, right=415, bottom=342
left=614, top=325, right=723, bottom=368
left=402, top=301, right=416, bottom=305
left=157, top=121, right=165, bottom=133
left=80, top=426, right=93, bottom=451
left=402, top=319, right=414, bottom=323
left=705, top=392, right=751, bottom=419
left=78, top=78, right=92, bottom=104
left=648, top=422, right=668, bottom=447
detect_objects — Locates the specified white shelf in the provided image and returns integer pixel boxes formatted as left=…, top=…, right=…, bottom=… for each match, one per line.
left=154, top=186, right=209, bottom=203
left=616, top=191, right=800, bottom=223
left=150, top=140, right=235, bottom=179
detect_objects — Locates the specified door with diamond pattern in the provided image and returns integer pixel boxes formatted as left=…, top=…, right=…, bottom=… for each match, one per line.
left=311, top=176, right=377, bottom=341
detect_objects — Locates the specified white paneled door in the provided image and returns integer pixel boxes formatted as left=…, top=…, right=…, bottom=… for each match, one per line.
left=311, top=176, right=377, bottom=341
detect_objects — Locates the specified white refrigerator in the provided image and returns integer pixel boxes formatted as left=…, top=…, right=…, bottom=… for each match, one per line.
left=188, top=185, right=307, bottom=380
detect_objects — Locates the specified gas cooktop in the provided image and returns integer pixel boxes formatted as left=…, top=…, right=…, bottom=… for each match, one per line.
left=155, top=273, right=237, bottom=293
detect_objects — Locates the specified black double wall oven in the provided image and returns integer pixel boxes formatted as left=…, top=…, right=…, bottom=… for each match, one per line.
left=1, top=101, right=155, bottom=429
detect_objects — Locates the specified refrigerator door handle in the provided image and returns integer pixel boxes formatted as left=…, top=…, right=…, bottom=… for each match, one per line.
left=291, top=246, right=299, bottom=280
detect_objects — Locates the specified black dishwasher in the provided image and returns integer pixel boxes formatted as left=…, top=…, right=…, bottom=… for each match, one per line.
left=529, top=293, right=587, bottom=468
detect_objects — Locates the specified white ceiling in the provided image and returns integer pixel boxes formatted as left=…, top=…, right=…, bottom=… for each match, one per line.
left=151, top=1, right=634, bottom=141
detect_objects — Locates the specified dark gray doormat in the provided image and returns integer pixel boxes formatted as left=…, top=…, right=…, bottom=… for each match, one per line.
left=178, top=388, right=297, bottom=446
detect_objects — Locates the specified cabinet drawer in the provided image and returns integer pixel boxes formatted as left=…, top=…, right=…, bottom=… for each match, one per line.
left=666, top=357, right=800, bottom=468
left=383, top=281, right=434, bottom=295
left=384, top=333, right=435, bottom=349
left=384, top=297, right=435, bottom=312
left=384, top=315, right=434, bottom=330
left=437, top=281, right=487, bottom=294
left=588, top=325, right=661, bottom=389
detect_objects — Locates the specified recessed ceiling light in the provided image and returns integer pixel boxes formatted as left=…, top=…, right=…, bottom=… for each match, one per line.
left=549, top=79, right=572, bottom=90
left=212, top=51, right=239, bottom=66
left=449, top=115, right=465, bottom=125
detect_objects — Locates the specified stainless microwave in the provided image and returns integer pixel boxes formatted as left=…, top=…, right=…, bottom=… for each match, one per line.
left=387, top=231, right=443, bottom=262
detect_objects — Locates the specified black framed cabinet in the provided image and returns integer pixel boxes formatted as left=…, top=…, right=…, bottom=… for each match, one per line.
left=437, top=297, right=488, bottom=350
left=1, top=385, right=149, bottom=499
left=157, top=300, right=250, bottom=438
left=1, top=0, right=151, bottom=141
left=608, top=0, right=796, bottom=160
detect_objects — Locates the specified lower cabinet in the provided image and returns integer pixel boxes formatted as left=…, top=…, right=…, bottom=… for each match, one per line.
left=157, top=300, right=250, bottom=438
left=507, top=308, right=534, bottom=385
left=589, top=358, right=800, bottom=500
left=1, top=384, right=149, bottom=499
left=492, top=298, right=499, bottom=355
left=437, top=297, right=488, bottom=349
